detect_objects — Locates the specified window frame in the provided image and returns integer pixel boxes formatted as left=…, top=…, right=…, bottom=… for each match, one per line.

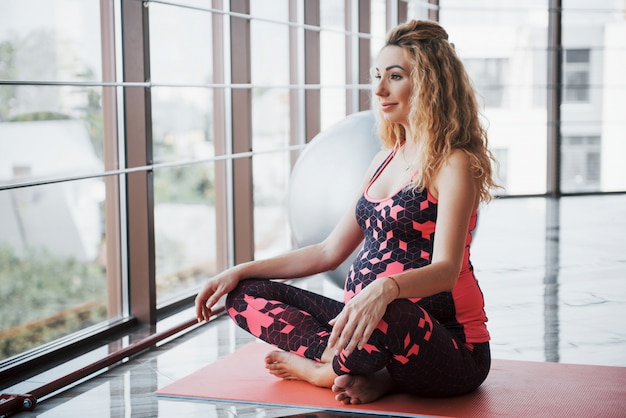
left=1, top=0, right=624, bottom=394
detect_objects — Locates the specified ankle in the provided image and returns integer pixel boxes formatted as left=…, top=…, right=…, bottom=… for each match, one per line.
left=311, top=362, right=338, bottom=388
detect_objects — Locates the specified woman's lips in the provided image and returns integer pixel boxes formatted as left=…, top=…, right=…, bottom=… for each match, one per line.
left=380, top=102, right=397, bottom=111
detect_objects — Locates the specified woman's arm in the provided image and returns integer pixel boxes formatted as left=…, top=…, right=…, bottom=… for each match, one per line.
left=195, top=149, right=390, bottom=322
left=389, top=148, right=479, bottom=297
left=328, top=149, right=479, bottom=353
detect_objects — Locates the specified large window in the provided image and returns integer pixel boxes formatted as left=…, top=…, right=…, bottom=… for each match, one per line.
left=433, top=0, right=626, bottom=195
left=561, top=0, right=626, bottom=193
left=250, top=1, right=293, bottom=260
left=0, top=0, right=118, bottom=361
left=0, top=0, right=383, bottom=366
left=148, top=2, right=218, bottom=304
left=436, top=1, right=550, bottom=195
left=1, top=0, right=625, bottom=378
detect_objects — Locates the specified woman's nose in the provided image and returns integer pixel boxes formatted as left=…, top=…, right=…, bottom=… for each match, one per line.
left=375, top=80, right=387, bottom=97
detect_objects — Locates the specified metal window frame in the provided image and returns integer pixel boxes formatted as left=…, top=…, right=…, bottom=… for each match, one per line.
left=304, top=0, right=321, bottom=142
left=547, top=0, right=562, bottom=197
left=5, top=1, right=625, bottom=412
left=121, top=0, right=157, bottom=325
left=230, top=0, right=255, bottom=265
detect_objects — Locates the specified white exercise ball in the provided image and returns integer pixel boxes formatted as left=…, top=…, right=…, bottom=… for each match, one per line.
left=287, top=110, right=381, bottom=287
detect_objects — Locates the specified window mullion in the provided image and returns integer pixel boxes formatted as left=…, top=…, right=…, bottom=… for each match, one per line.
left=547, top=0, right=563, bottom=197
left=121, top=0, right=157, bottom=325
left=230, top=0, right=255, bottom=264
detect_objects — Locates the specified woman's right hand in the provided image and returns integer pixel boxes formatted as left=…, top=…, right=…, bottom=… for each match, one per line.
left=194, top=269, right=241, bottom=322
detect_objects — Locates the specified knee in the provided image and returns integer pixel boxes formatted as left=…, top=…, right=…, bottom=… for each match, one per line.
left=225, top=278, right=264, bottom=311
left=384, top=299, right=425, bottom=323
left=379, top=299, right=433, bottom=337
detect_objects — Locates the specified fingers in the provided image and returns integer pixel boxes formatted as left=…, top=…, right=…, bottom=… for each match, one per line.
left=343, top=321, right=368, bottom=354
left=330, top=313, right=360, bottom=354
left=195, top=296, right=212, bottom=322
left=327, top=316, right=339, bottom=347
left=328, top=312, right=347, bottom=352
left=329, top=311, right=368, bottom=355
left=340, top=322, right=359, bottom=354
left=329, top=304, right=381, bottom=356
left=194, top=295, right=206, bottom=322
left=194, top=284, right=222, bottom=322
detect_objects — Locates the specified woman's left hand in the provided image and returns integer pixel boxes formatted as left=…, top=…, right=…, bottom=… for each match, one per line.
left=328, top=278, right=397, bottom=355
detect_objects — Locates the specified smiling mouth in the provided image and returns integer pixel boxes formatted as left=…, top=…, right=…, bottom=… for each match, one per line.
left=380, top=102, right=397, bottom=110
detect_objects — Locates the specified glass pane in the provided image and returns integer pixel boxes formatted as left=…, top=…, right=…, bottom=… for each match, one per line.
left=435, top=1, right=549, bottom=196
left=370, top=0, right=387, bottom=64
left=149, top=2, right=213, bottom=85
left=157, top=0, right=214, bottom=7
left=0, top=0, right=102, bottom=83
left=0, top=0, right=122, bottom=361
left=406, top=0, right=434, bottom=21
left=250, top=19, right=290, bottom=151
left=149, top=2, right=218, bottom=302
left=251, top=2, right=289, bottom=90
left=561, top=1, right=626, bottom=193
left=251, top=0, right=288, bottom=21
left=249, top=3, right=292, bottom=257
left=371, top=0, right=387, bottom=38
left=151, top=87, right=215, bottom=164
left=253, top=152, right=291, bottom=259
left=149, top=3, right=216, bottom=164
left=0, top=178, right=109, bottom=360
left=561, top=130, right=602, bottom=192
left=0, top=86, right=106, bottom=186
left=320, top=0, right=348, bottom=128
left=320, top=30, right=347, bottom=129
left=154, top=163, right=218, bottom=303
left=252, top=86, right=290, bottom=151
left=149, top=1, right=217, bottom=302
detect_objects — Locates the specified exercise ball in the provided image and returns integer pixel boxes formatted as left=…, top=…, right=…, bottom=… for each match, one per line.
left=287, top=110, right=381, bottom=287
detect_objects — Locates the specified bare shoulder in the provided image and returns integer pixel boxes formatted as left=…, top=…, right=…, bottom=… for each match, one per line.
left=442, top=148, right=472, bottom=171
left=350, top=148, right=393, bottom=196
left=365, top=148, right=392, bottom=175
left=373, top=148, right=391, bottom=165
left=431, top=149, right=478, bottom=206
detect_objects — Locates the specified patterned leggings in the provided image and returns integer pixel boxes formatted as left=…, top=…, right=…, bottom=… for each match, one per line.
left=226, top=278, right=490, bottom=397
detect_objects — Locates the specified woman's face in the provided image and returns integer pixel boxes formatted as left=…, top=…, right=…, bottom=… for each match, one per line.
left=373, top=45, right=413, bottom=127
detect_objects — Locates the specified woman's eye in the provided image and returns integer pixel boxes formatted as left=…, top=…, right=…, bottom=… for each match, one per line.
left=372, top=72, right=402, bottom=82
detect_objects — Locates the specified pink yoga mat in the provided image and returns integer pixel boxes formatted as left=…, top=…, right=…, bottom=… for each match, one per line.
left=155, top=341, right=626, bottom=417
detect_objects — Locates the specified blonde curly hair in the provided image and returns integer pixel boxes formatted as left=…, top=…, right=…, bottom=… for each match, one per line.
left=375, top=19, right=499, bottom=202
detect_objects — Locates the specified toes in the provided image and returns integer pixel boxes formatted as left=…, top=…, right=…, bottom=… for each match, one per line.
left=266, top=365, right=289, bottom=379
left=333, top=374, right=353, bottom=390
left=335, top=392, right=350, bottom=403
left=265, top=350, right=285, bottom=363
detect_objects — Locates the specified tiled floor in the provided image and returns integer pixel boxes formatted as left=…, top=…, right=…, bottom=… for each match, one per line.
left=3, top=195, right=626, bottom=417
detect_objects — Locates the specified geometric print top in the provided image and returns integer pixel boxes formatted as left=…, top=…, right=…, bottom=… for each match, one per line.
left=344, top=148, right=490, bottom=343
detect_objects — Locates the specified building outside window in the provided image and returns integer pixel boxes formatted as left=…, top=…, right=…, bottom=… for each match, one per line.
left=563, top=48, right=591, bottom=103
left=464, top=58, right=508, bottom=108
left=0, top=0, right=625, bottom=375
left=561, top=135, right=601, bottom=192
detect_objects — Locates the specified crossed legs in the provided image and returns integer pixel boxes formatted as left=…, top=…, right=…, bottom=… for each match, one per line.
left=226, top=279, right=490, bottom=402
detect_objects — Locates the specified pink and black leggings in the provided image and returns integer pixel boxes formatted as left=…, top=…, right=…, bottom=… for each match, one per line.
left=226, top=278, right=490, bottom=397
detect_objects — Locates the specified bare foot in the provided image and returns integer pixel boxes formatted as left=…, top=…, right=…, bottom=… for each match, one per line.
left=331, top=370, right=394, bottom=404
left=265, top=350, right=337, bottom=388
